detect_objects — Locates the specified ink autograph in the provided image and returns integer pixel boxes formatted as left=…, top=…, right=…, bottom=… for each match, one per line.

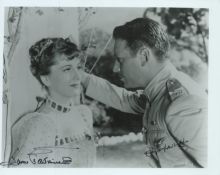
left=0, top=146, right=79, bottom=166
left=145, top=138, right=189, bottom=157
left=15, top=156, right=72, bottom=166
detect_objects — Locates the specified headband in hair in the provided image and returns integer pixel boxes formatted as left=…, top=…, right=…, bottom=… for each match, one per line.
left=30, top=39, right=54, bottom=64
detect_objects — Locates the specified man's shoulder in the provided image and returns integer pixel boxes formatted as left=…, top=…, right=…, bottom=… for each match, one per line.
left=165, top=77, right=207, bottom=117
left=175, top=71, right=207, bottom=98
left=167, top=95, right=207, bottom=116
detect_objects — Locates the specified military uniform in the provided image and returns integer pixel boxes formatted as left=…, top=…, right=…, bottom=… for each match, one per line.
left=85, top=61, right=207, bottom=167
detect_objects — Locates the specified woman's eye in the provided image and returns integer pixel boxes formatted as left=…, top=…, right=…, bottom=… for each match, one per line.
left=63, top=67, right=71, bottom=72
left=77, top=64, right=83, bottom=70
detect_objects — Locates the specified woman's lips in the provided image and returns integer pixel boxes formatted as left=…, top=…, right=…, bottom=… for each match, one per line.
left=70, top=83, right=80, bottom=88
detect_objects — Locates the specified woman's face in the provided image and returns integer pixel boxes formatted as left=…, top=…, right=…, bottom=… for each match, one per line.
left=45, top=53, right=82, bottom=102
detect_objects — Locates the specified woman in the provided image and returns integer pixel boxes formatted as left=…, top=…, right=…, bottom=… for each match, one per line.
left=9, top=38, right=96, bottom=167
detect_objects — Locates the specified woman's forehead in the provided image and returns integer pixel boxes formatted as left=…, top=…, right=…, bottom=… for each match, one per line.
left=53, top=53, right=80, bottom=66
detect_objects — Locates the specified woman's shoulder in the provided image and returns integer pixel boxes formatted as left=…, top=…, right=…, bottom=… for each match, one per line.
left=76, top=105, right=93, bottom=126
left=10, top=112, right=57, bottom=159
left=12, top=111, right=55, bottom=135
left=77, top=105, right=92, bottom=115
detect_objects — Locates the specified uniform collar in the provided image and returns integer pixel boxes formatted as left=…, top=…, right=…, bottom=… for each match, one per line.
left=143, top=61, right=177, bottom=103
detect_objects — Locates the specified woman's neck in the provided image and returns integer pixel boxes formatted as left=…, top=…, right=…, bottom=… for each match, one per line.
left=46, top=89, right=75, bottom=106
left=47, top=95, right=73, bottom=107
left=46, top=97, right=72, bottom=113
left=36, top=94, right=76, bottom=114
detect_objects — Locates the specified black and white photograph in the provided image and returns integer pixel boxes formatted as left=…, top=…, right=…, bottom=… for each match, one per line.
left=0, top=0, right=219, bottom=173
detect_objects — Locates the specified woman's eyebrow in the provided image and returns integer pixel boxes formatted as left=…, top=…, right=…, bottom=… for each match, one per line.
left=60, top=64, right=72, bottom=69
left=67, top=55, right=76, bottom=60
left=67, top=52, right=80, bottom=60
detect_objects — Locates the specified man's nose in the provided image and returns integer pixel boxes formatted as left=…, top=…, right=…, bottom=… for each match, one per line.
left=113, top=60, right=120, bottom=73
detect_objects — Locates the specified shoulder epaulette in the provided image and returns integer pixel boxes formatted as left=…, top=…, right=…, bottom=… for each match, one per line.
left=166, top=78, right=188, bottom=101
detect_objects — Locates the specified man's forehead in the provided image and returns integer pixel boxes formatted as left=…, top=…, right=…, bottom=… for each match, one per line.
left=114, top=39, right=127, bottom=49
left=114, top=39, right=130, bottom=56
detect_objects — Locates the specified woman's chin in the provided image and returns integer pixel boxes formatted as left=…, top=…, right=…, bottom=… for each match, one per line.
left=70, top=89, right=81, bottom=97
left=70, top=93, right=81, bottom=105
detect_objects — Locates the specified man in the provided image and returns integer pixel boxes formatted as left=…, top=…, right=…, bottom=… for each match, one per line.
left=80, top=18, right=207, bottom=168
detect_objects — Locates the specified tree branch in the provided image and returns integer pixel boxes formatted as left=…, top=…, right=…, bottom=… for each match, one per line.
left=7, top=7, right=23, bottom=65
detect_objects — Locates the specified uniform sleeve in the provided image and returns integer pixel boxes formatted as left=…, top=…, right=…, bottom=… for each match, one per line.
left=86, top=74, right=147, bottom=114
left=9, top=115, right=55, bottom=167
left=165, top=95, right=208, bottom=167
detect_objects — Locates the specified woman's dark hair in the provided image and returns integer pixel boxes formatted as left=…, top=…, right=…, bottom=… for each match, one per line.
left=29, top=37, right=79, bottom=87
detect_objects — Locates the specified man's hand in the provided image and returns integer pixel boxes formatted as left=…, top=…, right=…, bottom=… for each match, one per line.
left=79, top=70, right=90, bottom=89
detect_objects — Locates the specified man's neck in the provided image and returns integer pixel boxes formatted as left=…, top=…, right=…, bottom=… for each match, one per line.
left=143, top=60, right=169, bottom=88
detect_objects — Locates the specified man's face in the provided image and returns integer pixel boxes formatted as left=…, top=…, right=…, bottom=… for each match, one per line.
left=113, top=39, right=143, bottom=89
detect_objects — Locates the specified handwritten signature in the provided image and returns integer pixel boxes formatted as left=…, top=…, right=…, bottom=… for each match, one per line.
left=0, top=146, right=79, bottom=167
left=145, top=138, right=189, bottom=157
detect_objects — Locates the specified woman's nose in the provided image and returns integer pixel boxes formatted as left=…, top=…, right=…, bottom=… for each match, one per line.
left=113, top=60, right=120, bottom=73
left=72, top=67, right=80, bottom=80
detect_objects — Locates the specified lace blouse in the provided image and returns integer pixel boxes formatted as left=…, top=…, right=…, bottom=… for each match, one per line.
left=9, top=105, right=96, bottom=167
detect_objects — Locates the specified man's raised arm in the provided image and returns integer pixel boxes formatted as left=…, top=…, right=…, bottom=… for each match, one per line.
left=80, top=71, right=147, bottom=115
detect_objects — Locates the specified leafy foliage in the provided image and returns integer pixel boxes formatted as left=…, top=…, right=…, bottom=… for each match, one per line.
left=143, top=8, right=209, bottom=63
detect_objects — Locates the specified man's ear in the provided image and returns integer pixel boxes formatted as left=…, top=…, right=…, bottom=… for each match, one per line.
left=137, top=46, right=150, bottom=66
left=40, top=75, right=50, bottom=87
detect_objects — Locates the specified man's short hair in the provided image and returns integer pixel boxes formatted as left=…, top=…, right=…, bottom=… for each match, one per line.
left=113, top=18, right=170, bottom=61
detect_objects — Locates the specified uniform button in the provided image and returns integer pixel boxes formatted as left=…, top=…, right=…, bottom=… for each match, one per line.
left=142, top=127, right=147, bottom=133
left=150, top=121, right=156, bottom=125
left=154, top=137, right=165, bottom=148
left=157, top=139, right=163, bottom=145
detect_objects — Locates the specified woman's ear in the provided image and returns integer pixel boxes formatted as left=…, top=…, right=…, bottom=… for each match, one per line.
left=40, top=75, right=50, bottom=87
left=137, top=46, right=150, bottom=66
